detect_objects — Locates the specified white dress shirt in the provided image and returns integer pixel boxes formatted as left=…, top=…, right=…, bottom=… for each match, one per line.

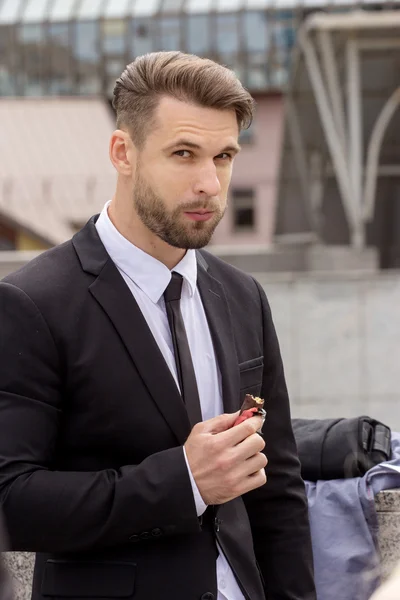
left=96, top=202, right=245, bottom=600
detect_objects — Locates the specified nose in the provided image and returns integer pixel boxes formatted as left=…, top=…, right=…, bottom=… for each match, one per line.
left=193, top=163, right=222, bottom=198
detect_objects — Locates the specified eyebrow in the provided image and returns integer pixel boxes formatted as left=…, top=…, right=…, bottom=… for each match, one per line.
left=164, top=138, right=241, bottom=155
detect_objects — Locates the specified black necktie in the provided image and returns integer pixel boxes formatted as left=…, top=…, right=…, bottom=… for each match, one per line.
left=164, top=272, right=203, bottom=428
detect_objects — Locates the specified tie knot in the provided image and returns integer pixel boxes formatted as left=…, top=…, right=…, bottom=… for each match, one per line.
left=164, top=272, right=183, bottom=303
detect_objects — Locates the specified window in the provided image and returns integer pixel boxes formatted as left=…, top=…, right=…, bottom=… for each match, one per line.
left=186, top=15, right=210, bottom=55
left=48, top=23, right=72, bottom=95
left=74, top=21, right=101, bottom=94
left=239, top=121, right=255, bottom=145
left=74, top=21, right=99, bottom=63
left=243, top=11, right=269, bottom=53
left=0, top=221, right=16, bottom=250
left=131, top=18, right=154, bottom=58
left=159, top=17, right=181, bottom=52
left=232, top=189, right=255, bottom=231
left=216, top=14, right=239, bottom=57
left=17, top=23, right=46, bottom=95
left=102, top=19, right=127, bottom=55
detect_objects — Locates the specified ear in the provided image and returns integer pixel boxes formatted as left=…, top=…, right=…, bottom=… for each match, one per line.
left=109, top=129, right=137, bottom=176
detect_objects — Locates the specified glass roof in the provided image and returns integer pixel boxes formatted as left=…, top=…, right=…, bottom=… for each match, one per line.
left=49, top=0, right=77, bottom=21
left=77, top=0, right=105, bottom=20
left=21, top=0, right=50, bottom=23
left=0, top=0, right=397, bottom=23
left=104, top=0, right=134, bottom=18
left=0, top=0, right=25, bottom=24
left=132, top=0, right=160, bottom=17
left=185, top=0, right=213, bottom=13
left=216, top=0, right=244, bottom=11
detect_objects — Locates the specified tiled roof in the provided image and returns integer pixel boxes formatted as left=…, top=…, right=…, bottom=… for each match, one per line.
left=0, top=97, right=116, bottom=245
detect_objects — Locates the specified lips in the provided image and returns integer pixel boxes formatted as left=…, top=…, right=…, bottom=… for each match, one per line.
left=184, top=211, right=214, bottom=222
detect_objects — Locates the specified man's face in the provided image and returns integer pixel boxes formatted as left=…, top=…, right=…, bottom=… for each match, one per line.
left=130, top=96, right=241, bottom=249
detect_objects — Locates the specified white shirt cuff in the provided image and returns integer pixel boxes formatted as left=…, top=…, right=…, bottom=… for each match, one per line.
left=183, top=447, right=208, bottom=517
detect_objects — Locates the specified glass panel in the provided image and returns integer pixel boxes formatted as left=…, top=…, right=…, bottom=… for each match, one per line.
left=18, top=23, right=43, bottom=43
left=77, top=0, right=104, bottom=20
left=103, top=0, right=133, bottom=18
left=185, top=0, right=212, bottom=13
left=48, top=23, right=72, bottom=94
left=243, top=11, right=269, bottom=53
left=132, top=0, right=160, bottom=17
left=21, top=0, right=49, bottom=23
left=49, top=0, right=77, bottom=22
left=159, top=17, right=180, bottom=51
left=217, top=0, right=243, bottom=11
left=130, top=18, right=154, bottom=57
left=0, top=24, right=16, bottom=95
left=232, top=189, right=255, bottom=230
left=77, top=74, right=101, bottom=94
left=247, top=62, right=268, bottom=89
left=245, top=0, right=269, bottom=7
left=0, top=0, right=25, bottom=24
left=18, top=23, right=46, bottom=96
left=162, top=0, right=185, bottom=12
left=239, top=120, right=255, bottom=144
left=74, top=20, right=99, bottom=63
left=105, top=57, right=125, bottom=77
left=102, top=19, right=127, bottom=55
left=216, top=14, right=239, bottom=55
left=186, top=15, right=210, bottom=54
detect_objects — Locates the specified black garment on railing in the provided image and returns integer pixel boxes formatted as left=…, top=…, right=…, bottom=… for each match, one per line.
left=292, top=416, right=392, bottom=481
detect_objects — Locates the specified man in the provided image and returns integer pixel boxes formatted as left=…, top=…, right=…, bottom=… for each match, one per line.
left=0, top=52, right=315, bottom=600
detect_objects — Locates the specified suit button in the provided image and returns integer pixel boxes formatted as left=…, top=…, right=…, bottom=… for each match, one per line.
left=129, top=534, right=139, bottom=542
left=151, top=528, right=162, bottom=537
left=140, top=531, right=150, bottom=540
left=200, top=594, right=215, bottom=600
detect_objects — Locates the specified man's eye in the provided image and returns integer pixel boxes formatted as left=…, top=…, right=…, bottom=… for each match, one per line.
left=174, top=150, right=191, bottom=158
left=215, top=153, right=232, bottom=160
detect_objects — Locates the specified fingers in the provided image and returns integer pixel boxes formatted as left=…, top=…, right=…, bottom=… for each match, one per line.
left=235, top=432, right=266, bottom=460
left=198, top=411, right=240, bottom=435
left=241, top=452, right=268, bottom=478
left=216, top=415, right=264, bottom=446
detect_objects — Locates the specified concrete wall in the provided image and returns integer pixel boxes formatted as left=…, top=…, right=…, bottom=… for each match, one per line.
left=256, top=270, right=400, bottom=430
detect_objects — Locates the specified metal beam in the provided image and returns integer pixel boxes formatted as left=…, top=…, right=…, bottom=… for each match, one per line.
left=364, top=87, right=400, bottom=221
left=317, top=29, right=347, bottom=156
left=286, top=97, right=318, bottom=231
left=298, top=30, right=359, bottom=245
left=346, top=38, right=363, bottom=247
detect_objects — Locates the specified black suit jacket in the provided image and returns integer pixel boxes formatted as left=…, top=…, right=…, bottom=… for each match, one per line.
left=0, top=217, right=315, bottom=600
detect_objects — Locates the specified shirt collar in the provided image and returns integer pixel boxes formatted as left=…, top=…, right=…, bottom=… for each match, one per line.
left=95, top=201, right=197, bottom=304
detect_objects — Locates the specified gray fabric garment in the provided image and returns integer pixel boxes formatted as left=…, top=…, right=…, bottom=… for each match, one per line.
left=305, top=432, right=400, bottom=600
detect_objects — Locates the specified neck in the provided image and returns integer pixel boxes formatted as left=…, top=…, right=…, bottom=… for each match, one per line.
left=108, top=192, right=186, bottom=270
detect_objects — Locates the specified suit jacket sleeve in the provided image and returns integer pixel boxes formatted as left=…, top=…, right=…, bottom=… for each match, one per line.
left=0, top=282, right=201, bottom=553
left=242, top=278, right=316, bottom=600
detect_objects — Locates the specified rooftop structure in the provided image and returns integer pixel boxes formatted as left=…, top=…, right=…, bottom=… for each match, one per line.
left=276, top=10, right=400, bottom=267
left=0, top=97, right=115, bottom=248
left=0, top=0, right=397, bottom=98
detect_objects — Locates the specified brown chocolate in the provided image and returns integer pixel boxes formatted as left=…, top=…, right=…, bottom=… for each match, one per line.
left=239, top=394, right=265, bottom=415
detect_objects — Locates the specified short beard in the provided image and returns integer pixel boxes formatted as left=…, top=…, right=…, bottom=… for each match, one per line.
left=132, top=168, right=225, bottom=249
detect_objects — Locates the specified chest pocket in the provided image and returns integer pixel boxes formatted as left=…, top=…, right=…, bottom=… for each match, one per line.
left=239, top=356, right=264, bottom=397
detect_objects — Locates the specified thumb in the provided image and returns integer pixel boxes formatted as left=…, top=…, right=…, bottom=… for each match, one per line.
left=201, top=411, right=240, bottom=435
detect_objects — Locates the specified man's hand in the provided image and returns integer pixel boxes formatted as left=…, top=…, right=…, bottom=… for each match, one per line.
left=184, top=412, right=267, bottom=505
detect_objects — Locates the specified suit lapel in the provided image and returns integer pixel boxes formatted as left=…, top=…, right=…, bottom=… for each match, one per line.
left=73, top=219, right=191, bottom=445
left=196, top=253, right=240, bottom=415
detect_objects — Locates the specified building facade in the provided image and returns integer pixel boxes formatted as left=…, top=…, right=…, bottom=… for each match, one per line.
left=0, top=0, right=397, bottom=250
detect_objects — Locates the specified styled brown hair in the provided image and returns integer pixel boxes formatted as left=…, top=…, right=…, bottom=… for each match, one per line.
left=112, top=51, right=255, bottom=148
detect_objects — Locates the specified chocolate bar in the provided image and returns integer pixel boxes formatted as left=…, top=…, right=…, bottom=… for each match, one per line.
left=233, top=394, right=266, bottom=428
